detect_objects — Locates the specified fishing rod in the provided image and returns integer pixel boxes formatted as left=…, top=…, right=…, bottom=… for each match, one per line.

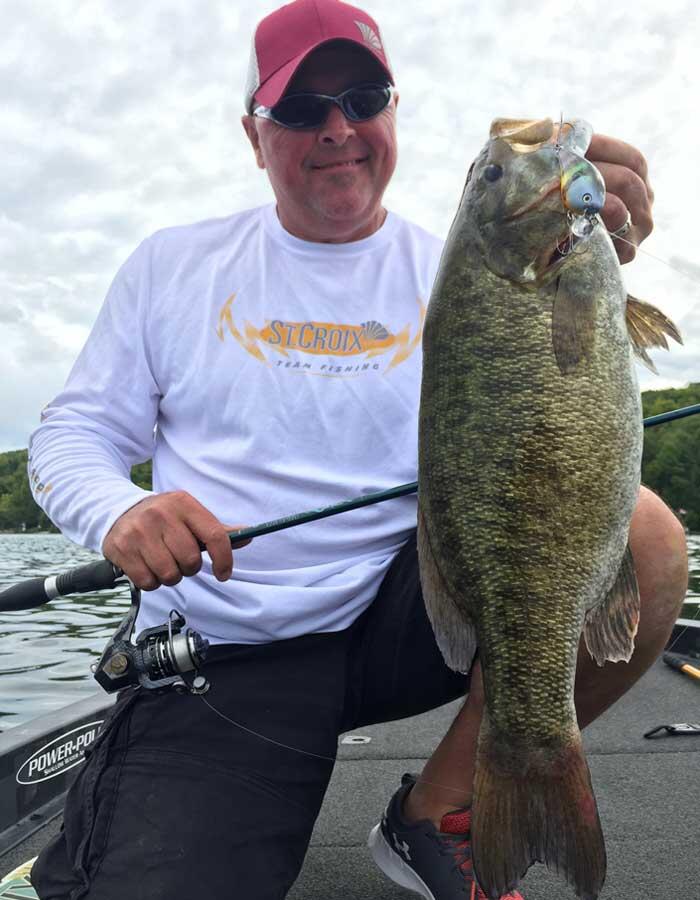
left=0, top=401, right=697, bottom=760
left=220, top=401, right=700, bottom=545
left=1, top=401, right=699, bottom=616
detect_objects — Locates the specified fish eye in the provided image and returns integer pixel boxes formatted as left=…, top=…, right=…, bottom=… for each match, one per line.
left=483, top=164, right=503, bottom=182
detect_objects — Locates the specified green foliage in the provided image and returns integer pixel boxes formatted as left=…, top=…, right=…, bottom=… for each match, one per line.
left=0, top=386, right=698, bottom=532
left=0, top=452, right=152, bottom=533
left=0, top=450, right=57, bottom=532
left=641, top=383, right=700, bottom=532
left=130, top=460, right=153, bottom=491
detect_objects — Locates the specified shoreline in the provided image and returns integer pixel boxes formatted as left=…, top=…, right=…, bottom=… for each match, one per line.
left=0, top=529, right=59, bottom=535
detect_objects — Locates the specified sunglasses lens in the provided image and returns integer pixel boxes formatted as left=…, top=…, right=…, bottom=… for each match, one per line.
left=269, top=85, right=392, bottom=129
left=271, top=95, right=330, bottom=128
left=343, top=85, right=391, bottom=121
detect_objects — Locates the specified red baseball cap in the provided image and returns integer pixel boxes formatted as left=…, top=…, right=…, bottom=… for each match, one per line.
left=244, top=0, right=394, bottom=113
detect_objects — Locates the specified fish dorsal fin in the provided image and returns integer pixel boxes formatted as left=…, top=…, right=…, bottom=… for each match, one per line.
left=583, top=543, right=640, bottom=665
left=490, top=118, right=554, bottom=150
left=625, top=294, right=683, bottom=374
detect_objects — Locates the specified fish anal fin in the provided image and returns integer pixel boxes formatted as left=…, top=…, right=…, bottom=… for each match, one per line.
left=417, top=505, right=477, bottom=674
left=625, top=294, right=682, bottom=374
left=551, top=273, right=597, bottom=375
left=584, top=543, right=640, bottom=666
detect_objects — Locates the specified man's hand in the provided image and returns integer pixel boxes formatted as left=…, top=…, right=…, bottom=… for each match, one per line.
left=102, top=492, right=252, bottom=591
left=586, top=133, right=654, bottom=265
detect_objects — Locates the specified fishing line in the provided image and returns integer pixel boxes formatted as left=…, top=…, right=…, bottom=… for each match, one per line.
left=197, top=692, right=479, bottom=797
left=609, top=231, right=700, bottom=288
left=200, top=412, right=700, bottom=768
left=554, top=111, right=700, bottom=285
left=197, top=693, right=336, bottom=762
left=196, top=588, right=698, bottom=785
left=194, top=535, right=700, bottom=774
left=142, top=121, right=700, bottom=789
left=664, top=600, right=700, bottom=654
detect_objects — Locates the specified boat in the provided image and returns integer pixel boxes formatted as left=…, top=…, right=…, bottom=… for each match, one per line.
left=0, top=615, right=697, bottom=898
left=2, top=401, right=699, bottom=894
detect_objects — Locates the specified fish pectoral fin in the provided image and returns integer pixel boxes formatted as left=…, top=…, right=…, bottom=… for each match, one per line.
left=583, top=543, right=640, bottom=665
left=625, top=294, right=683, bottom=374
left=417, top=505, right=477, bottom=674
left=551, top=273, right=597, bottom=375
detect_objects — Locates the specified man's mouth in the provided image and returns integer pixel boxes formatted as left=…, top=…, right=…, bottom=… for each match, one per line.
left=311, top=157, right=369, bottom=171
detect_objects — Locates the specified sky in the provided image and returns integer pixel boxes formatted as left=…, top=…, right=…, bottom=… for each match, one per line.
left=1, top=0, right=699, bottom=452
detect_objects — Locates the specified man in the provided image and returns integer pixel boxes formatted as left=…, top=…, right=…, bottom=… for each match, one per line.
left=28, top=1, right=687, bottom=899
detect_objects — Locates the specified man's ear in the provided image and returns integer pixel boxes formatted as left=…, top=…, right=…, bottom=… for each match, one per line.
left=242, top=116, right=265, bottom=170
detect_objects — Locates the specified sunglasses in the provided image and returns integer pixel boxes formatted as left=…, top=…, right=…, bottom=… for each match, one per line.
left=253, top=83, right=395, bottom=130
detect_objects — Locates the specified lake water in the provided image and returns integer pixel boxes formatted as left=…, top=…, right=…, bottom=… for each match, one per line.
left=1, top=531, right=699, bottom=731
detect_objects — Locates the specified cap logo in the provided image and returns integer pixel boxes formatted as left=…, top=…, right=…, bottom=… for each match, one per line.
left=354, top=20, right=383, bottom=52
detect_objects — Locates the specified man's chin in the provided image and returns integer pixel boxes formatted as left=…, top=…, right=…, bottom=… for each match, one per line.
left=314, top=191, right=379, bottom=224
left=280, top=194, right=385, bottom=241
left=318, top=201, right=384, bottom=236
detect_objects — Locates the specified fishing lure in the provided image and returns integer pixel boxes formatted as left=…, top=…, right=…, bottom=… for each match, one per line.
left=554, top=115, right=606, bottom=249
left=552, top=115, right=700, bottom=289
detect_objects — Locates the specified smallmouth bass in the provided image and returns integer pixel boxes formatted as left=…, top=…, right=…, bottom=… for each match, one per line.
left=417, top=117, right=681, bottom=900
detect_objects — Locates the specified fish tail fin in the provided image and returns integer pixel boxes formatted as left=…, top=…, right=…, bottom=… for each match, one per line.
left=472, top=719, right=606, bottom=900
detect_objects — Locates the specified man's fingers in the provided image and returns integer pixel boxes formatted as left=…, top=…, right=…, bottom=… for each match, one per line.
left=102, top=492, right=252, bottom=588
left=586, top=133, right=653, bottom=200
left=598, top=191, right=637, bottom=264
left=585, top=134, right=654, bottom=266
left=112, top=547, right=160, bottom=591
left=595, top=162, right=653, bottom=238
left=137, top=544, right=183, bottom=591
left=223, top=524, right=254, bottom=550
left=590, top=160, right=652, bottom=265
left=218, top=524, right=253, bottom=580
left=185, top=509, right=238, bottom=582
left=163, top=522, right=204, bottom=578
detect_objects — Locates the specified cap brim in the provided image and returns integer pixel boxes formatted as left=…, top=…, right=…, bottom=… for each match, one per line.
left=252, top=39, right=393, bottom=111
left=253, top=53, right=309, bottom=110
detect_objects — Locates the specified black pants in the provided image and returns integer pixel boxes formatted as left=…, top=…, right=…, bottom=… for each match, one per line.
left=31, top=534, right=468, bottom=900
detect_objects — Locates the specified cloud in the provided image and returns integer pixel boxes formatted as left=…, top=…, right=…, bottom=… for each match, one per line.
left=0, top=303, right=26, bottom=325
left=669, top=255, right=700, bottom=282
left=1, top=0, right=699, bottom=452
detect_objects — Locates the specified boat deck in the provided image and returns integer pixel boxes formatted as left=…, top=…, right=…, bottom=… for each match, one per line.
left=2, top=655, right=699, bottom=898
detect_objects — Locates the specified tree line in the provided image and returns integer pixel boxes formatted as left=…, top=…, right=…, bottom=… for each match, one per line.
left=2, top=383, right=698, bottom=534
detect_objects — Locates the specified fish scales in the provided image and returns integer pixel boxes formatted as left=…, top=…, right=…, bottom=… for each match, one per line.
left=421, top=230, right=640, bottom=737
left=417, top=117, right=678, bottom=900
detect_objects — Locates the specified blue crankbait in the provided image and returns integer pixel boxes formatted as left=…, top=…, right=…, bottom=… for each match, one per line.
left=555, top=118, right=606, bottom=243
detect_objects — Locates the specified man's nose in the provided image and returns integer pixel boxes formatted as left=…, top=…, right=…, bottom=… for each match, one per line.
left=317, top=103, right=356, bottom=145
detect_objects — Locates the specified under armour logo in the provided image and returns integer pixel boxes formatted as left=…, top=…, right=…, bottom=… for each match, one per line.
left=392, top=831, right=411, bottom=861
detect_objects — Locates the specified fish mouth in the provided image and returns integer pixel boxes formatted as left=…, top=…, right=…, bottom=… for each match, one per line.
left=536, top=228, right=587, bottom=281
left=504, top=177, right=561, bottom=221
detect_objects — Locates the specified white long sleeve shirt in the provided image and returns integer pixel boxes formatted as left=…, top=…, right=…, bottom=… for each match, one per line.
left=28, top=204, right=444, bottom=644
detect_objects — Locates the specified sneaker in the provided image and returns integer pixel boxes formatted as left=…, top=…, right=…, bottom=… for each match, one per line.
left=368, top=773, right=524, bottom=900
